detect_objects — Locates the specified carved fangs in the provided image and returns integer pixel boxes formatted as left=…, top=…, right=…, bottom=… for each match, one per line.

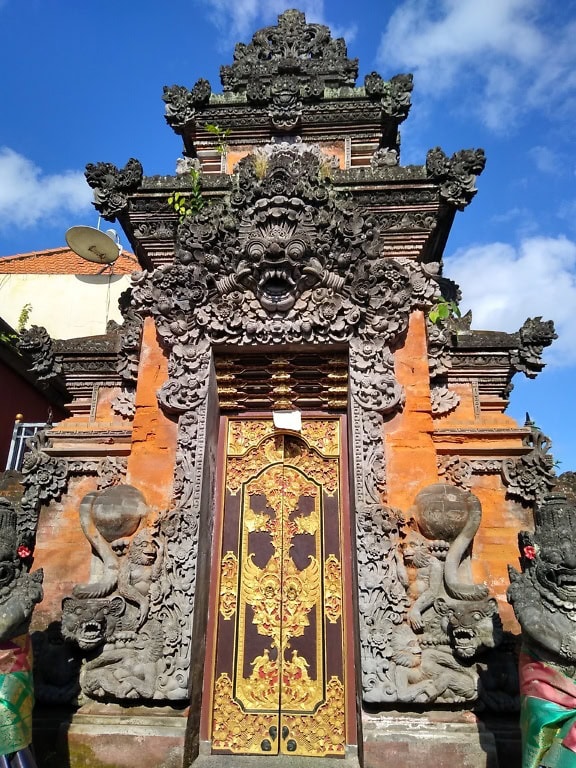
left=257, top=267, right=298, bottom=311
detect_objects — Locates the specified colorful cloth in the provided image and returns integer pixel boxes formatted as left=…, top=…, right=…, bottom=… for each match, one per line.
left=0, top=636, right=34, bottom=757
left=519, top=651, right=576, bottom=768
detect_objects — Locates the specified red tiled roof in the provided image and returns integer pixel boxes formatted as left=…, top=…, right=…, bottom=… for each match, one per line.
left=0, top=247, right=139, bottom=275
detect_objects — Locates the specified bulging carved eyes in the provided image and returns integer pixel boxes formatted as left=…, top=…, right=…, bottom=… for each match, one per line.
left=542, top=548, right=562, bottom=565
left=246, top=239, right=266, bottom=261
left=285, top=238, right=306, bottom=260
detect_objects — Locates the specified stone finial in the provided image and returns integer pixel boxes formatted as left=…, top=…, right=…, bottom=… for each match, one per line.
left=85, top=158, right=143, bottom=221
left=17, top=325, right=61, bottom=383
left=162, top=78, right=211, bottom=133
left=502, top=418, right=556, bottom=504
left=426, top=146, right=486, bottom=209
left=220, top=9, right=358, bottom=94
left=511, top=316, right=557, bottom=377
left=365, top=72, right=414, bottom=121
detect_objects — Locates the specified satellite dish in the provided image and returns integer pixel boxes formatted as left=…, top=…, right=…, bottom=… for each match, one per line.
left=65, top=226, right=121, bottom=265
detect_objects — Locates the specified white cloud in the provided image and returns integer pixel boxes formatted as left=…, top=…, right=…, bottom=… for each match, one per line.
left=528, top=146, right=562, bottom=175
left=445, top=236, right=576, bottom=365
left=0, top=148, right=92, bottom=230
left=379, top=0, right=576, bottom=130
left=199, top=0, right=355, bottom=48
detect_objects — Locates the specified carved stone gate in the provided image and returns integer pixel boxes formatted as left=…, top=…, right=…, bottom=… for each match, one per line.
left=19, top=10, right=558, bottom=768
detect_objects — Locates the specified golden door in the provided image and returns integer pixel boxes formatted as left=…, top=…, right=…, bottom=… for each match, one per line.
left=209, top=417, right=348, bottom=757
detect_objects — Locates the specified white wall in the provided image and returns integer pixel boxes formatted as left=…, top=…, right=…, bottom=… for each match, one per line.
left=0, top=273, right=130, bottom=339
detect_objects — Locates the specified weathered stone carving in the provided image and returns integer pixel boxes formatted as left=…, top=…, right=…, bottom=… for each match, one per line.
left=360, top=484, right=503, bottom=705
left=162, top=78, right=211, bottom=132
left=511, top=316, right=557, bottom=377
left=269, top=74, right=303, bottom=131
left=364, top=72, right=414, bottom=121
left=430, top=383, right=460, bottom=415
left=502, top=419, right=556, bottom=504
left=350, top=338, right=404, bottom=415
left=0, top=497, right=43, bottom=765
left=426, top=146, right=486, bottom=209
left=61, top=484, right=173, bottom=700
left=371, top=147, right=399, bottom=169
left=72, top=485, right=149, bottom=600
left=132, top=141, right=440, bottom=355
left=17, top=325, right=62, bottom=383
left=438, top=456, right=473, bottom=488
left=508, top=493, right=576, bottom=767
left=220, top=10, right=358, bottom=94
left=67, top=456, right=127, bottom=489
left=357, top=503, right=408, bottom=701
left=427, top=319, right=453, bottom=377
left=20, top=429, right=68, bottom=547
left=85, top=158, right=143, bottom=221
left=111, top=288, right=143, bottom=420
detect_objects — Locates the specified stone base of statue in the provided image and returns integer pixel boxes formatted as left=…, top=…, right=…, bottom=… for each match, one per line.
left=33, top=704, right=187, bottom=768
left=361, top=710, right=520, bottom=768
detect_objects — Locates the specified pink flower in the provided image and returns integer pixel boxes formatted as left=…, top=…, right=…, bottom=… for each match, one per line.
left=523, top=545, right=537, bottom=561
left=17, top=545, right=31, bottom=559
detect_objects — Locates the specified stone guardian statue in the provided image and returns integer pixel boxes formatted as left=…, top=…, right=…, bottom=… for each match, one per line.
left=508, top=493, right=576, bottom=768
left=0, top=498, right=43, bottom=768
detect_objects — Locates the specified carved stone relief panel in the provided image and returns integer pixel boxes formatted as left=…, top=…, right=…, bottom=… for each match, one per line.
left=358, top=484, right=507, bottom=707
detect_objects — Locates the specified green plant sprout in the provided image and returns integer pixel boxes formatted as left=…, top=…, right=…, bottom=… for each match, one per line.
left=168, top=168, right=204, bottom=222
left=205, top=123, right=231, bottom=156
left=429, top=299, right=461, bottom=326
left=17, top=303, right=32, bottom=332
left=0, top=303, right=33, bottom=347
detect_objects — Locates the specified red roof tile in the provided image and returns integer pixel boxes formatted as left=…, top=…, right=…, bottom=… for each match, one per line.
left=0, top=247, right=138, bottom=275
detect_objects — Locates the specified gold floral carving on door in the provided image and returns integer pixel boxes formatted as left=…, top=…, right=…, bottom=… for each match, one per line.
left=210, top=418, right=346, bottom=757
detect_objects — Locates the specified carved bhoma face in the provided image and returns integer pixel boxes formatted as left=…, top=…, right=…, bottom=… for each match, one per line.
left=244, top=232, right=309, bottom=312
left=61, top=596, right=125, bottom=650
left=437, top=597, right=502, bottom=659
left=237, top=195, right=318, bottom=313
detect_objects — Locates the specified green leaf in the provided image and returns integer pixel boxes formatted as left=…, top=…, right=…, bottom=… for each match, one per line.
left=437, top=303, right=450, bottom=320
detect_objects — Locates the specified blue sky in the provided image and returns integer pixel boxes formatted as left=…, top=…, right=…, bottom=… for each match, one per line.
left=1, top=0, right=575, bottom=469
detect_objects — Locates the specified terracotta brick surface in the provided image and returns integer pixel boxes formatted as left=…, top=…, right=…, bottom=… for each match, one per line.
left=127, top=317, right=178, bottom=511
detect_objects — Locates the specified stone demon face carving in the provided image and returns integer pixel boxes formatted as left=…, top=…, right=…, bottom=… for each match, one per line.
left=238, top=197, right=317, bottom=311
left=61, top=596, right=125, bottom=650
left=436, top=597, right=502, bottom=659
left=534, top=531, right=576, bottom=606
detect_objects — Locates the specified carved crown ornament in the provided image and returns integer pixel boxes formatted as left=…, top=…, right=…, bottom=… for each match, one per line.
left=159, top=9, right=414, bottom=142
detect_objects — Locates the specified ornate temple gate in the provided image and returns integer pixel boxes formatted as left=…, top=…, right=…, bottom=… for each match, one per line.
left=206, top=416, right=353, bottom=757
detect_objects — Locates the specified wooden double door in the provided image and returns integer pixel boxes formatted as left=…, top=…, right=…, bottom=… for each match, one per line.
left=207, top=417, right=352, bottom=757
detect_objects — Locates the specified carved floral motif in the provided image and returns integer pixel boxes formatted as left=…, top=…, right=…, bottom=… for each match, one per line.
left=502, top=420, right=556, bottom=504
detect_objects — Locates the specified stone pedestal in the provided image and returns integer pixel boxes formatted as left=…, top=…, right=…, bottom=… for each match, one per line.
left=362, top=711, right=501, bottom=768
left=34, top=704, right=188, bottom=768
